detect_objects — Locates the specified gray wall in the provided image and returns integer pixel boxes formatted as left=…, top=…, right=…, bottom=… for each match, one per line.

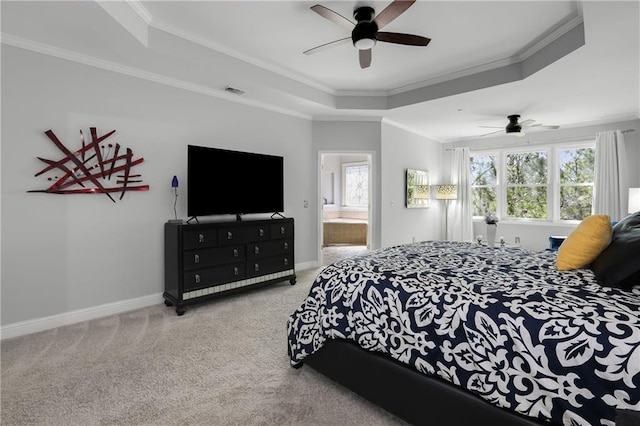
left=2, top=48, right=444, bottom=332
left=380, top=123, right=442, bottom=247
left=1, top=46, right=315, bottom=326
left=312, top=120, right=383, bottom=254
left=3, top=42, right=638, bottom=334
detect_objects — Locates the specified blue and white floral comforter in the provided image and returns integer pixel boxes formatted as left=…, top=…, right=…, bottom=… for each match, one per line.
left=287, top=241, right=640, bottom=425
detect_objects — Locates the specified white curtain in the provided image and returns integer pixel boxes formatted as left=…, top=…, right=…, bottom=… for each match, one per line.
left=449, top=147, right=474, bottom=241
left=594, top=130, right=628, bottom=221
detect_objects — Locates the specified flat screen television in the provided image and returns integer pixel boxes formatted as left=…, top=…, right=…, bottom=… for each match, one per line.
left=187, top=145, right=284, bottom=219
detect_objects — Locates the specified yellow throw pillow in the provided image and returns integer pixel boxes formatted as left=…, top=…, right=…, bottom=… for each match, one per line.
left=557, top=215, right=613, bottom=270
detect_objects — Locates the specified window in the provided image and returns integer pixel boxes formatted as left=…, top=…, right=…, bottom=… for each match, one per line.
left=558, top=147, right=595, bottom=220
left=343, top=162, right=368, bottom=207
left=505, top=151, right=548, bottom=219
left=470, top=143, right=595, bottom=222
left=470, top=154, right=497, bottom=217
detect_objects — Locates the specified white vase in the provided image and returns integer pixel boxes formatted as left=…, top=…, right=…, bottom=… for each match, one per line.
left=486, top=223, right=497, bottom=247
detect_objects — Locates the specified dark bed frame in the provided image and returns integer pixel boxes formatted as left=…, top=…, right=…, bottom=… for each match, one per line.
left=297, top=338, right=639, bottom=426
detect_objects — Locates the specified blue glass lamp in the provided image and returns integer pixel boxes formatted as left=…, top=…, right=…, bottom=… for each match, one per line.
left=169, top=175, right=182, bottom=223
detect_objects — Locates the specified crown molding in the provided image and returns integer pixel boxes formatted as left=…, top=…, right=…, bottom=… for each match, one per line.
left=515, top=14, right=584, bottom=62
left=387, top=9, right=584, bottom=98
left=96, top=0, right=150, bottom=47
left=148, top=19, right=336, bottom=96
left=1, top=34, right=312, bottom=121
left=313, top=115, right=383, bottom=123
left=125, top=0, right=152, bottom=25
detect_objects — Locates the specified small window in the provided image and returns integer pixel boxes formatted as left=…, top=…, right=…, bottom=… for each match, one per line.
left=343, top=162, right=368, bottom=207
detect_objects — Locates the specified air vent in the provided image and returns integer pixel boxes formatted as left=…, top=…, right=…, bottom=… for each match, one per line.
left=224, top=86, right=245, bottom=95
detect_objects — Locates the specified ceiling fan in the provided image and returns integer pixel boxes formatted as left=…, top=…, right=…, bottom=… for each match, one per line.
left=479, top=114, right=560, bottom=137
left=303, top=0, right=431, bottom=69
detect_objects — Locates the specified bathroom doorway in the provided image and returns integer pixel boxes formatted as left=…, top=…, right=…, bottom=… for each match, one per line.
left=320, top=152, right=372, bottom=266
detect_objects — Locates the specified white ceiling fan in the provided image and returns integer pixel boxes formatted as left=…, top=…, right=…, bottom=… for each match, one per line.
left=479, top=114, right=560, bottom=137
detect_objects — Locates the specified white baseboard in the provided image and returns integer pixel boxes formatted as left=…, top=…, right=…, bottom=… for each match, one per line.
left=1, top=262, right=318, bottom=341
left=0, top=293, right=164, bottom=340
left=296, top=260, right=320, bottom=271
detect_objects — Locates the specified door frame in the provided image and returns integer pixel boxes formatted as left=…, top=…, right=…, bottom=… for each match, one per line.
left=318, top=151, right=374, bottom=265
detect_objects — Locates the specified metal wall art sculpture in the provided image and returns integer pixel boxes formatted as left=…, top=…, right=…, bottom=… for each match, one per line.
left=29, top=128, right=149, bottom=202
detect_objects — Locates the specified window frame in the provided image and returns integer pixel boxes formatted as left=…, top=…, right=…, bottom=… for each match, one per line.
left=470, top=140, right=595, bottom=225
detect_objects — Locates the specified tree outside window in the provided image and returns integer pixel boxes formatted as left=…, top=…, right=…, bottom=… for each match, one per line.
left=506, top=151, right=548, bottom=219
left=470, top=154, right=497, bottom=217
left=343, top=162, right=368, bottom=207
left=559, top=147, right=595, bottom=220
left=470, top=143, right=594, bottom=222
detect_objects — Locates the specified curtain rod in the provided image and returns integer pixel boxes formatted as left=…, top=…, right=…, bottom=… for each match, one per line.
left=445, top=128, right=636, bottom=150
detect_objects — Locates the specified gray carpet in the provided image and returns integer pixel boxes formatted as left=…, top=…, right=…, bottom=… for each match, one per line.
left=1, top=267, right=405, bottom=425
left=322, top=245, right=369, bottom=266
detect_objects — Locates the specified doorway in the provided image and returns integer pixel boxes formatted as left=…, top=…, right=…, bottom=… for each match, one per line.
left=320, top=152, right=372, bottom=266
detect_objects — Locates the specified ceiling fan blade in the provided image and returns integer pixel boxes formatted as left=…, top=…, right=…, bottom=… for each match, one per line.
left=374, top=0, right=416, bottom=30
left=525, top=123, right=560, bottom=129
left=376, top=32, right=430, bottom=46
left=478, top=125, right=504, bottom=129
left=480, top=129, right=505, bottom=137
left=310, top=4, right=354, bottom=30
left=519, top=119, right=536, bottom=127
left=359, top=49, right=372, bottom=69
left=303, top=37, right=351, bottom=55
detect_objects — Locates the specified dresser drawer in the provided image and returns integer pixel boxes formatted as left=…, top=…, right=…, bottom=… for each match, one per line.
left=246, top=239, right=293, bottom=259
left=183, top=228, right=218, bottom=250
left=245, top=224, right=271, bottom=241
left=217, top=227, right=248, bottom=245
left=183, top=263, right=246, bottom=291
left=247, top=255, right=293, bottom=277
left=183, top=245, right=245, bottom=270
left=271, top=222, right=293, bottom=239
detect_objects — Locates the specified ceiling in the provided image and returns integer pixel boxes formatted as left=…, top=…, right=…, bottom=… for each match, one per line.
left=2, top=1, right=638, bottom=142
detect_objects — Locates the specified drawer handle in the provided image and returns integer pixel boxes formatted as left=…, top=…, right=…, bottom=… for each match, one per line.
left=283, top=258, right=289, bottom=266
left=198, top=233, right=205, bottom=243
left=254, top=246, right=260, bottom=255
left=284, top=242, right=288, bottom=250
left=194, top=274, right=200, bottom=284
left=280, top=226, right=285, bottom=234
left=234, top=267, right=239, bottom=276
left=259, top=228, right=264, bottom=237
left=233, top=248, right=239, bottom=257
left=254, top=264, right=259, bottom=272
left=194, top=254, right=200, bottom=264
left=227, top=231, right=233, bottom=240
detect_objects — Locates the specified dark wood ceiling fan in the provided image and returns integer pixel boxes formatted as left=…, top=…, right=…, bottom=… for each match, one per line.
left=303, top=0, right=431, bottom=69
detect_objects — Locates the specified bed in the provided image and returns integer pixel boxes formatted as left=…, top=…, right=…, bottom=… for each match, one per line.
left=287, top=236, right=640, bottom=425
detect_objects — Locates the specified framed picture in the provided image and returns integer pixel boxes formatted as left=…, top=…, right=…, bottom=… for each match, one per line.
left=406, top=169, right=430, bottom=208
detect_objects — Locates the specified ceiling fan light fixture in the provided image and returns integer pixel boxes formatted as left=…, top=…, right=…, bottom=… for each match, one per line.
left=352, top=14, right=378, bottom=51
left=354, top=37, right=376, bottom=50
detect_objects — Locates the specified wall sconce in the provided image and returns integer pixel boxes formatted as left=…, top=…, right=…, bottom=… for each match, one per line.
left=629, top=187, right=640, bottom=213
left=435, top=184, right=458, bottom=240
